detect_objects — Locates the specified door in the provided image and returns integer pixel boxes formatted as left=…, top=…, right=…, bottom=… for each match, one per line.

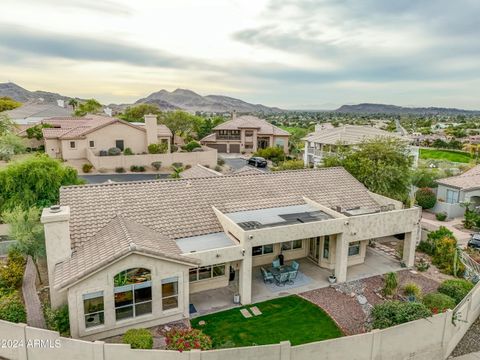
left=207, top=143, right=227, bottom=152
left=309, top=237, right=320, bottom=262
left=115, top=139, right=125, bottom=151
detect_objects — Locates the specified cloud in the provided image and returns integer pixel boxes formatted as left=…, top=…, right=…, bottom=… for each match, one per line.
left=29, top=0, right=132, bottom=16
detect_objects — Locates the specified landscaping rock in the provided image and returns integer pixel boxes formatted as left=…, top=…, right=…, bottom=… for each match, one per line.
left=198, top=320, right=206, bottom=326
left=357, top=295, right=368, bottom=305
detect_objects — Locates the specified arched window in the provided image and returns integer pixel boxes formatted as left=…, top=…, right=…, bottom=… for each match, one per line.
left=113, top=268, right=152, bottom=321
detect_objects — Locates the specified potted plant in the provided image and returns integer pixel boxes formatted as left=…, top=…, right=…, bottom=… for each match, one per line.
left=328, top=274, right=337, bottom=284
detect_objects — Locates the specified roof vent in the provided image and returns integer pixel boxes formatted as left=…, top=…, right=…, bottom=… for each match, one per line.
left=49, top=205, right=61, bottom=213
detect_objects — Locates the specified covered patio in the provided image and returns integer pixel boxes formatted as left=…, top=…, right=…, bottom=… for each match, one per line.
left=189, top=248, right=401, bottom=317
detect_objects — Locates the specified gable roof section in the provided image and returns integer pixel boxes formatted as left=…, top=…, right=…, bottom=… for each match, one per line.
left=180, top=164, right=223, bottom=179
left=60, top=168, right=380, bottom=250
left=303, top=125, right=403, bottom=145
left=212, top=115, right=290, bottom=136
left=54, top=215, right=198, bottom=290
left=436, top=165, right=480, bottom=190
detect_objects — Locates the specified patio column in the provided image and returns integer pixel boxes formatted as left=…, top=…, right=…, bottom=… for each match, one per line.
left=335, top=234, right=348, bottom=283
left=403, top=230, right=418, bottom=267
left=239, top=247, right=252, bottom=305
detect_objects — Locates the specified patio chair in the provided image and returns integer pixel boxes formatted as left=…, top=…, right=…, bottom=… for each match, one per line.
left=261, top=267, right=274, bottom=284
left=287, top=270, right=297, bottom=285
left=291, top=260, right=300, bottom=271
left=274, top=272, right=289, bottom=286
left=272, top=259, right=281, bottom=269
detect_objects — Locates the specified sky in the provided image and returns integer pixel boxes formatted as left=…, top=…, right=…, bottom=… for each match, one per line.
left=0, top=0, right=479, bottom=110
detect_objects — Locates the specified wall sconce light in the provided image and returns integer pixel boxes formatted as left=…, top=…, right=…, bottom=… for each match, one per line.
left=344, top=220, right=349, bottom=225
left=248, top=235, right=254, bottom=240
left=241, top=249, right=246, bottom=256
left=216, top=252, right=220, bottom=258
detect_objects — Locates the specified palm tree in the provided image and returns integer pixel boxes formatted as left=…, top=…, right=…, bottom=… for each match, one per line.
left=68, top=98, right=79, bottom=111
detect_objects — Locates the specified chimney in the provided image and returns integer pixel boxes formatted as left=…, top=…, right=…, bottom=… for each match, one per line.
left=232, top=110, right=237, bottom=120
left=56, top=99, right=65, bottom=108
left=104, top=107, right=113, bottom=117
left=41, top=205, right=71, bottom=308
left=314, top=124, right=322, bottom=132
left=144, top=114, right=158, bottom=145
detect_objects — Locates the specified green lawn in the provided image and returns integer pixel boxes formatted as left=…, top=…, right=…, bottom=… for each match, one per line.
left=419, top=148, right=473, bottom=163
left=191, top=295, right=343, bottom=348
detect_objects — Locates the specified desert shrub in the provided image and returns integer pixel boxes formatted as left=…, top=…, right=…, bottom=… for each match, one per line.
left=123, top=147, right=133, bottom=155
left=383, top=272, right=398, bottom=296
left=0, top=249, right=25, bottom=290
left=432, top=237, right=464, bottom=276
left=123, top=328, right=153, bottom=349
left=185, top=165, right=192, bottom=169
left=107, top=147, right=121, bottom=156
left=165, top=328, right=212, bottom=351
left=435, top=212, right=447, bottom=221
left=438, top=279, right=474, bottom=304
left=214, top=165, right=222, bottom=172
left=148, top=142, right=168, bottom=154
left=44, top=304, right=70, bottom=336
left=217, top=157, right=225, bottom=166
left=271, top=160, right=304, bottom=171
left=416, top=258, right=430, bottom=272
left=115, top=167, right=125, bottom=173
left=82, top=163, right=93, bottom=173
left=415, top=188, right=436, bottom=209
left=403, top=283, right=422, bottom=298
left=183, top=141, right=201, bottom=152
left=463, top=207, right=480, bottom=229
left=422, top=292, right=456, bottom=313
left=0, top=291, right=26, bottom=323
left=172, top=162, right=183, bottom=168
left=151, top=161, right=162, bottom=171
left=130, top=165, right=146, bottom=172
left=371, top=301, right=432, bottom=329
left=254, top=146, right=284, bottom=160
left=417, top=226, right=454, bottom=256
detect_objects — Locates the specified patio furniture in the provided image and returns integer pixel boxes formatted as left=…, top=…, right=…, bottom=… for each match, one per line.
left=261, top=267, right=274, bottom=284
left=274, top=271, right=289, bottom=286
left=272, top=259, right=281, bottom=269
left=291, top=260, right=300, bottom=271
left=287, top=270, right=297, bottom=285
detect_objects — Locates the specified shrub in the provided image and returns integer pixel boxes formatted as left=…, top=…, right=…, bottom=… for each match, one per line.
left=183, top=141, right=201, bottom=152
left=254, top=146, right=284, bottom=160
left=416, top=258, right=430, bottom=272
left=82, top=163, right=93, bottom=173
left=115, top=167, right=125, bottom=173
left=44, top=305, right=70, bottom=336
left=0, top=249, right=25, bottom=290
left=432, top=237, right=464, bottom=276
left=271, top=160, right=304, bottom=171
left=130, top=165, right=146, bottom=172
left=107, top=147, right=122, bottom=156
left=123, top=147, right=133, bottom=155
left=415, top=188, right=436, bottom=209
left=151, top=161, right=162, bottom=171
left=165, top=328, right=212, bottom=351
left=417, top=227, right=454, bottom=256
left=0, top=291, right=26, bottom=323
left=172, top=162, right=183, bottom=168
left=371, top=301, right=432, bottom=329
left=383, top=272, right=398, bottom=296
left=217, top=157, right=225, bottom=166
left=438, top=279, right=474, bottom=304
left=123, top=328, right=153, bottom=349
left=185, top=164, right=192, bottom=169
left=171, top=144, right=178, bottom=152
left=403, top=283, right=421, bottom=298
left=214, top=165, right=222, bottom=172
left=422, top=292, right=456, bottom=313
left=148, top=142, right=168, bottom=154
left=435, top=212, right=447, bottom=221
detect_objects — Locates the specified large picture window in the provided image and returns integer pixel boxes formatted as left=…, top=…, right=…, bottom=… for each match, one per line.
left=114, top=268, right=152, bottom=321
left=281, top=240, right=303, bottom=252
left=348, top=242, right=360, bottom=256
left=252, top=244, right=274, bottom=256
left=162, top=277, right=179, bottom=311
left=83, top=291, right=104, bottom=328
left=446, top=189, right=459, bottom=204
left=189, top=264, right=226, bottom=282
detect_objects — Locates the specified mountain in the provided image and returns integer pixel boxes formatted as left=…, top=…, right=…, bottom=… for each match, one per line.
left=135, top=88, right=283, bottom=113
left=0, top=82, right=73, bottom=103
left=335, top=103, right=480, bottom=115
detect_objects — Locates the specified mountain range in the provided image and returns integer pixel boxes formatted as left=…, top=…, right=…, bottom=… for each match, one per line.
left=335, top=103, right=480, bottom=115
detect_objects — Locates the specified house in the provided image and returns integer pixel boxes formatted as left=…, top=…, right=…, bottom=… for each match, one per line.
left=303, top=125, right=419, bottom=167
left=40, top=114, right=172, bottom=160
left=4, top=100, right=73, bottom=125
left=200, top=114, right=290, bottom=154
left=41, top=167, right=420, bottom=339
left=433, top=165, right=480, bottom=218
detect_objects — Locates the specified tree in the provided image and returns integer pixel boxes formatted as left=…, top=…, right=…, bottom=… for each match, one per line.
left=194, top=116, right=225, bottom=140
left=415, top=188, right=437, bottom=209
left=68, top=98, right=79, bottom=111
left=158, top=110, right=202, bottom=142
left=119, top=104, right=161, bottom=122
left=0, top=154, right=84, bottom=212
left=0, top=133, right=26, bottom=161
left=2, top=207, right=45, bottom=282
left=26, top=123, right=53, bottom=140
left=0, top=114, right=14, bottom=135
left=323, top=138, right=412, bottom=202
left=0, top=97, right=21, bottom=112
left=74, top=99, right=102, bottom=116
left=411, top=168, right=439, bottom=188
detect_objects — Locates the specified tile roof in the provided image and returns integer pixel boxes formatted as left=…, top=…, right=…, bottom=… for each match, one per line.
left=211, top=115, right=290, bottom=136
left=436, top=165, right=480, bottom=190
left=60, top=167, right=381, bottom=251
left=5, top=104, right=73, bottom=120
left=233, top=166, right=265, bottom=175
left=180, top=164, right=223, bottom=179
left=54, top=215, right=198, bottom=290
left=303, top=125, right=404, bottom=145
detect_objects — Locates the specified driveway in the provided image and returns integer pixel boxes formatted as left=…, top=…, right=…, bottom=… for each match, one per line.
left=223, top=157, right=248, bottom=170
left=80, top=173, right=169, bottom=184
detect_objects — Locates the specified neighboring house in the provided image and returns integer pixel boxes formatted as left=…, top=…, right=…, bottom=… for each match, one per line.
left=303, top=125, right=419, bottom=167
left=4, top=100, right=73, bottom=125
left=200, top=114, right=290, bottom=154
left=40, top=114, right=172, bottom=160
left=434, top=165, right=480, bottom=218
left=41, top=167, right=420, bottom=339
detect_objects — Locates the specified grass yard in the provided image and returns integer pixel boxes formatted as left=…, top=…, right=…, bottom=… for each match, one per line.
left=419, top=148, right=473, bottom=163
left=190, top=295, right=343, bottom=348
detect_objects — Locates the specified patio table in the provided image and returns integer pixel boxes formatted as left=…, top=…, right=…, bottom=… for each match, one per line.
left=270, top=265, right=293, bottom=277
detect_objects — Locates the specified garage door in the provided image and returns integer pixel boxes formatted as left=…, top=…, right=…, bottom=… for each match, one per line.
left=207, top=143, right=227, bottom=152
left=229, top=144, right=240, bottom=153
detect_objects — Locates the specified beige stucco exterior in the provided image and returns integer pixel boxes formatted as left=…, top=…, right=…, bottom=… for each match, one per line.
left=202, top=130, right=289, bottom=154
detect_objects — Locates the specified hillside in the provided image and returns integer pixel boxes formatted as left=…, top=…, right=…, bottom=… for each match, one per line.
left=335, top=103, right=480, bottom=115
left=0, top=82, right=73, bottom=103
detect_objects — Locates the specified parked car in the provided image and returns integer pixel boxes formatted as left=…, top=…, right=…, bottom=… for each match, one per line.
left=468, top=233, right=480, bottom=249
left=247, top=157, right=267, bottom=168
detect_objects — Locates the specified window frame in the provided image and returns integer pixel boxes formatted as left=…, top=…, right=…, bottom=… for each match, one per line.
left=323, top=236, right=330, bottom=259
left=252, top=244, right=274, bottom=256
left=161, top=277, right=179, bottom=311
left=83, top=291, right=104, bottom=329
left=70, top=141, right=76, bottom=149
left=348, top=241, right=361, bottom=257
left=114, top=281, right=152, bottom=321
left=89, top=140, right=95, bottom=148
left=281, top=240, right=303, bottom=252
left=446, top=189, right=459, bottom=204
left=189, top=263, right=226, bottom=282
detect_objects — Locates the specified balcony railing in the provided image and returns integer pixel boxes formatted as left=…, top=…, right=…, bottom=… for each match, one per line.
left=306, top=148, right=326, bottom=157
left=216, top=135, right=241, bottom=140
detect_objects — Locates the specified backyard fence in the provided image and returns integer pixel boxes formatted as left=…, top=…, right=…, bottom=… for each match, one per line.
left=1, top=277, right=480, bottom=360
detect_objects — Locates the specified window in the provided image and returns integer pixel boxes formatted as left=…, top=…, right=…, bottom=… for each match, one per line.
left=446, top=189, right=459, bottom=204
left=83, top=291, right=104, bottom=328
left=189, top=264, right=226, bottom=282
left=275, top=138, right=285, bottom=148
left=252, top=244, right=274, bottom=256
left=89, top=140, right=95, bottom=148
left=245, top=130, right=254, bottom=137
left=113, top=268, right=152, bottom=321
left=162, top=277, right=178, bottom=311
left=348, top=242, right=360, bottom=256
left=70, top=141, right=76, bottom=149
left=323, top=236, right=330, bottom=259
left=281, top=240, right=303, bottom=252
left=115, top=139, right=124, bottom=151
